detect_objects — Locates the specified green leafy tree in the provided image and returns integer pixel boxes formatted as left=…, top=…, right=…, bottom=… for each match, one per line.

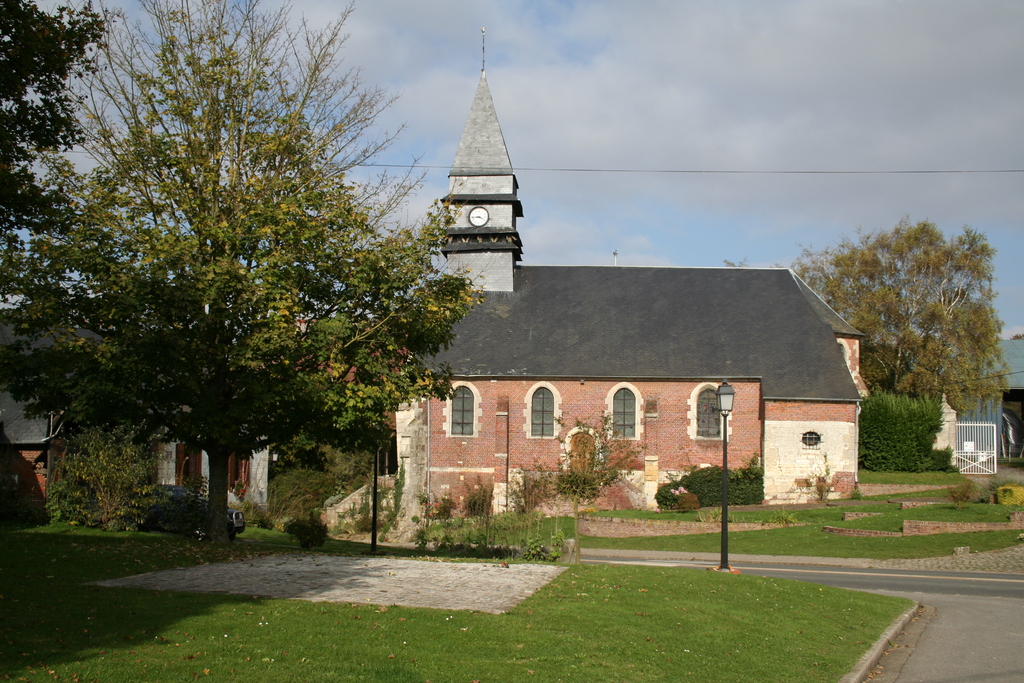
left=0, top=0, right=102, bottom=237
left=793, top=219, right=1005, bottom=410
left=0, top=0, right=472, bottom=541
left=555, top=415, right=642, bottom=563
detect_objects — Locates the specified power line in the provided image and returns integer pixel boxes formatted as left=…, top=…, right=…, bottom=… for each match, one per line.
left=360, top=163, right=1024, bottom=175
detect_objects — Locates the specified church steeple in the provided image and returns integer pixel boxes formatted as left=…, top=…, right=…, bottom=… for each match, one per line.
left=444, top=70, right=523, bottom=292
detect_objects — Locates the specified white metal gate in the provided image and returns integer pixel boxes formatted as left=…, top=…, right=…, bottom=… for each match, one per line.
left=955, top=422, right=997, bottom=475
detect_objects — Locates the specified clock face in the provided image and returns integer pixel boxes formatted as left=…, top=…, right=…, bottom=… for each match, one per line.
left=468, top=206, right=489, bottom=227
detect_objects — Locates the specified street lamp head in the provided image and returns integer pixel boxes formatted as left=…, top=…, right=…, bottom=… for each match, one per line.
left=717, top=380, right=735, bottom=415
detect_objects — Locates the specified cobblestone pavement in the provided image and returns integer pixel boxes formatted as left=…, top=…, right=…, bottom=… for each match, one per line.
left=94, top=555, right=566, bottom=614
left=867, top=541, right=1024, bottom=572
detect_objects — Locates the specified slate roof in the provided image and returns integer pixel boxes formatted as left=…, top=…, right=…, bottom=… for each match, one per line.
left=435, top=265, right=863, bottom=401
left=0, top=392, right=49, bottom=445
left=450, top=71, right=513, bottom=176
left=0, top=326, right=57, bottom=445
left=1001, top=340, right=1024, bottom=390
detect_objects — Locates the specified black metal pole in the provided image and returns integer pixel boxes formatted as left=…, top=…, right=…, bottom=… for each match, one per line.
left=370, top=447, right=379, bottom=553
left=720, top=411, right=729, bottom=571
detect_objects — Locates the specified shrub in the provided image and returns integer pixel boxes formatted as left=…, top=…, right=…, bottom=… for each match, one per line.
left=695, top=507, right=735, bottom=523
left=860, top=393, right=943, bottom=472
left=654, top=483, right=700, bottom=511
left=928, top=447, right=956, bottom=472
left=463, top=482, right=493, bottom=518
left=513, top=473, right=553, bottom=513
left=45, top=426, right=157, bottom=530
left=947, top=481, right=976, bottom=510
left=163, top=475, right=209, bottom=538
left=236, top=498, right=273, bottom=529
left=284, top=515, right=329, bottom=549
left=769, top=509, right=799, bottom=526
left=669, top=460, right=764, bottom=508
left=996, top=485, right=1024, bottom=506
left=268, top=468, right=338, bottom=522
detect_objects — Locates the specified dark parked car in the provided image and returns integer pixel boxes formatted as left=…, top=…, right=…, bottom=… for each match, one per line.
left=143, top=485, right=246, bottom=540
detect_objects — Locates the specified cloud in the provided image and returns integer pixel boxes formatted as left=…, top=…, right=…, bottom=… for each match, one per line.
left=78, top=0, right=1024, bottom=329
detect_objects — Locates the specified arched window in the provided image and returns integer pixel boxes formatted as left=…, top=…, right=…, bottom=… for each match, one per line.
left=531, top=387, right=554, bottom=437
left=613, top=388, right=636, bottom=438
left=451, top=386, right=474, bottom=436
left=697, top=388, right=720, bottom=438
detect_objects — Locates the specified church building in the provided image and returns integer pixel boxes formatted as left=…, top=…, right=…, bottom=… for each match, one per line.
left=395, top=71, right=867, bottom=512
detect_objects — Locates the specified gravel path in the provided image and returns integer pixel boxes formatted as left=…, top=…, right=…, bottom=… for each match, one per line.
left=94, top=555, right=565, bottom=614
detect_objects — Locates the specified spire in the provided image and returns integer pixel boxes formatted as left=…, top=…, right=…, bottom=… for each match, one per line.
left=450, top=71, right=513, bottom=176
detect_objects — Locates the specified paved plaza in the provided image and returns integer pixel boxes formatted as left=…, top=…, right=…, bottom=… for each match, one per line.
left=94, top=554, right=566, bottom=614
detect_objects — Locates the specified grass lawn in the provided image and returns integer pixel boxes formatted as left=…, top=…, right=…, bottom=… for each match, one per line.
left=856, top=471, right=968, bottom=485
left=582, top=503, right=1024, bottom=558
left=0, top=523, right=910, bottom=682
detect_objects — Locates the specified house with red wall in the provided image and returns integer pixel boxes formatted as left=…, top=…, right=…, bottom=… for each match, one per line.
left=395, top=72, right=868, bottom=513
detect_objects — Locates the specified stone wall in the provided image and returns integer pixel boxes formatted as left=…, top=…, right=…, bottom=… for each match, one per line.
left=762, top=401, right=858, bottom=503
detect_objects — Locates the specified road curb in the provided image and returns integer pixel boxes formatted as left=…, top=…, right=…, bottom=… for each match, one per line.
left=838, top=603, right=920, bottom=683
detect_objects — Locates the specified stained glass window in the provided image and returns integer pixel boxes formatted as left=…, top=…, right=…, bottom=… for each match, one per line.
left=697, top=388, right=720, bottom=438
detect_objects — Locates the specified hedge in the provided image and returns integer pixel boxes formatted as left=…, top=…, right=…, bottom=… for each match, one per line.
left=859, top=393, right=943, bottom=472
left=657, top=461, right=764, bottom=508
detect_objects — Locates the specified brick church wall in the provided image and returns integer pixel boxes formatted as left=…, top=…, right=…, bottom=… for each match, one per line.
left=420, top=378, right=765, bottom=511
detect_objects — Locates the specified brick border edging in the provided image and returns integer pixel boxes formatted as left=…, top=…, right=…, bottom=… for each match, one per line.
left=825, top=511, right=1024, bottom=537
left=578, top=515, right=804, bottom=538
left=857, top=484, right=950, bottom=496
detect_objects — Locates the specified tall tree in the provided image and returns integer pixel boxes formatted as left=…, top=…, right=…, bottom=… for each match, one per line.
left=0, top=0, right=473, bottom=541
left=0, top=0, right=102, bottom=237
left=793, top=218, right=1005, bottom=410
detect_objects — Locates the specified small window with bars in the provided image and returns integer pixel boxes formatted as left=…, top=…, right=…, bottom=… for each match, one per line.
left=801, top=431, right=822, bottom=449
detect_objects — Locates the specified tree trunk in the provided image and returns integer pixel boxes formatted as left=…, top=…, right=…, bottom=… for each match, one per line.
left=572, top=497, right=580, bottom=564
left=205, top=446, right=231, bottom=543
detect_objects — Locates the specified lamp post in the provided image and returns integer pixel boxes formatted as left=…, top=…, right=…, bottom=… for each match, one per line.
left=716, top=381, right=735, bottom=572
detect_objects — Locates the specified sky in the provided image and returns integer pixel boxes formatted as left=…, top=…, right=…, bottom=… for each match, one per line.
left=106, top=1, right=1024, bottom=337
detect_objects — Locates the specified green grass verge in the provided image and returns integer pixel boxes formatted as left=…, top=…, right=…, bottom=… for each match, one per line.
left=581, top=503, right=1024, bottom=558
left=1, top=523, right=909, bottom=682
left=857, top=471, right=967, bottom=485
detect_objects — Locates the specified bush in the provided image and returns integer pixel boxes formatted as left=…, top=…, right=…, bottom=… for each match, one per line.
left=463, top=482, right=493, bottom=518
left=996, top=485, right=1024, bottom=506
left=268, top=468, right=338, bottom=522
left=163, top=476, right=209, bottom=538
left=928, top=447, right=956, bottom=472
left=236, top=498, right=273, bottom=529
left=284, top=515, right=329, bottom=549
left=45, top=426, right=157, bottom=530
left=860, top=393, right=943, bottom=472
left=769, top=509, right=799, bottom=526
left=510, top=472, right=552, bottom=513
left=654, top=484, right=701, bottom=511
left=666, top=460, right=765, bottom=508
left=947, top=482, right=976, bottom=510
